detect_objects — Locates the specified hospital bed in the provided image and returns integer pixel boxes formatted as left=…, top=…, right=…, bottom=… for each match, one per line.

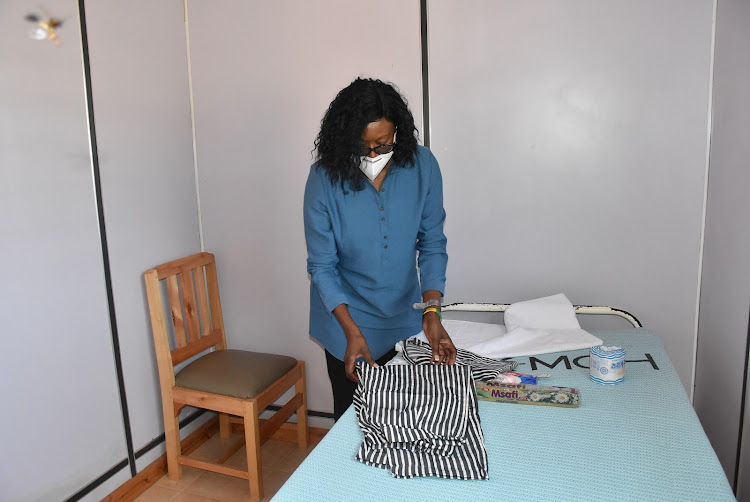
left=272, top=304, right=735, bottom=502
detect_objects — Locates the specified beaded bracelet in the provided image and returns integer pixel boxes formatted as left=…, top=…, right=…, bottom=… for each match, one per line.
left=423, top=307, right=442, bottom=320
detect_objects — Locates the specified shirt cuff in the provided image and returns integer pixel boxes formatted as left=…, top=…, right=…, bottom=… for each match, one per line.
left=315, top=283, right=348, bottom=314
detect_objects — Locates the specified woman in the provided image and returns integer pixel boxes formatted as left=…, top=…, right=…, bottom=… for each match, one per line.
left=304, top=77, right=456, bottom=421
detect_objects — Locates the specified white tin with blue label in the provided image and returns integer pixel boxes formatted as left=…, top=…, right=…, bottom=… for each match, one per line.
left=590, top=345, right=626, bottom=385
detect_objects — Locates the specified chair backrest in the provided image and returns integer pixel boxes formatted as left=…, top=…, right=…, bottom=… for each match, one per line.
left=144, top=252, right=227, bottom=380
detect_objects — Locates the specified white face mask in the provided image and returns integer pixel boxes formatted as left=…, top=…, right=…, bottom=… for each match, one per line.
left=359, top=130, right=396, bottom=181
left=359, top=150, right=394, bottom=181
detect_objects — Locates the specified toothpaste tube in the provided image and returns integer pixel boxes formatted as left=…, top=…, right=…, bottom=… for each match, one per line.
left=493, top=372, right=550, bottom=385
left=476, top=382, right=580, bottom=408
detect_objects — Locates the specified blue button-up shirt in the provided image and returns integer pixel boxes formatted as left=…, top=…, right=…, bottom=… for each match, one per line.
left=304, top=146, right=448, bottom=360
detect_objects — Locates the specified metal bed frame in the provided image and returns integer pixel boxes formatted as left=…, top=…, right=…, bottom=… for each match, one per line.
left=441, top=303, right=642, bottom=328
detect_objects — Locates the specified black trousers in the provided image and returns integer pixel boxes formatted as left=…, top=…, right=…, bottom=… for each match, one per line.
left=325, top=348, right=398, bottom=422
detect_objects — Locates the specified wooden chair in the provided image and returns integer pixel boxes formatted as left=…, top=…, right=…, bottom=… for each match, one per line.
left=144, top=252, right=308, bottom=501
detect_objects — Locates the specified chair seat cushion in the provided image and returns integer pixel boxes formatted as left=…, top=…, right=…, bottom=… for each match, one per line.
left=175, top=349, right=298, bottom=399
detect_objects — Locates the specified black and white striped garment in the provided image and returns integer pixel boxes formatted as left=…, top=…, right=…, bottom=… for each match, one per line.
left=353, top=362, right=489, bottom=480
left=402, top=338, right=518, bottom=382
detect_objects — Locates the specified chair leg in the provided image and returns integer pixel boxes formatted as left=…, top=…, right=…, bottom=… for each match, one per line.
left=163, top=405, right=182, bottom=480
left=244, top=401, right=263, bottom=501
left=295, top=364, right=309, bottom=448
left=219, top=412, right=231, bottom=439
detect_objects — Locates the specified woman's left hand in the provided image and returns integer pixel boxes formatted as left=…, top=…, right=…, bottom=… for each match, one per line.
left=422, top=312, right=457, bottom=365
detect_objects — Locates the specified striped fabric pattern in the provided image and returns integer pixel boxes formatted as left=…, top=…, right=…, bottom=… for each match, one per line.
left=353, top=362, right=489, bottom=479
left=402, top=338, right=518, bottom=381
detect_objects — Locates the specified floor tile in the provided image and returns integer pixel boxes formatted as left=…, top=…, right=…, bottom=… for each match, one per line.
left=259, top=468, right=289, bottom=501
left=170, top=492, right=227, bottom=502
left=191, top=433, right=245, bottom=462
left=223, top=447, right=247, bottom=471
left=136, top=433, right=325, bottom=501
left=223, top=439, right=310, bottom=474
left=133, top=484, right=180, bottom=502
left=259, top=440, right=298, bottom=470
left=274, top=444, right=318, bottom=473
left=156, top=466, right=203, bottom=490
left=182, top=471, right=255, bottom=501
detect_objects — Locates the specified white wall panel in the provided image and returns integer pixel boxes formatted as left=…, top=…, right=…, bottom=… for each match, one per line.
left=428, top=0, right=714, bottom=392
left=84, top=0, right=202, bottom=458
left=0, top=1, right=128, bottom=500
left=696, top=0, right=750, bottom=488
left=186, top=0, right=423, bottom=414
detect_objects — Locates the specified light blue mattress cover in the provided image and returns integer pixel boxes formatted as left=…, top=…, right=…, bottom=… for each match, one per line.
left=272, top=329, right=735, bottom=501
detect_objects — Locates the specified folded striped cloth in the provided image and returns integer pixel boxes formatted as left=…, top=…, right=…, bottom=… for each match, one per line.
left=354, top=362, right=489, bottom=480
left=402, top=338, right=518, bottom=382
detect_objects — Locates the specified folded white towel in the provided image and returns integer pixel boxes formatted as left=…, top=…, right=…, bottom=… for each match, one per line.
left=500, top=293, right=602, bottom=356
left=504, top=293, right=580, bottom=330
left=406, top=321, right=602, bottom=359
left=402, top=294, right=602, bottom=359
left=465, top=326, right=602, bottom=358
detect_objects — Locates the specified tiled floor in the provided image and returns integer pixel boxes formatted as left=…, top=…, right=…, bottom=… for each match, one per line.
left=135, top=433, right=321, bottom=502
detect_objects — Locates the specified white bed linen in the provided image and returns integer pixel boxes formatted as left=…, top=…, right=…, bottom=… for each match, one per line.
left=403, top=319, right=602, bottom=359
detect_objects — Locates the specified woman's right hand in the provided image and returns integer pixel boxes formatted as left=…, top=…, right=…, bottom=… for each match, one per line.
left=343, top=331, right=377, bottom=383
left=331, top=304, right=378, bottom=382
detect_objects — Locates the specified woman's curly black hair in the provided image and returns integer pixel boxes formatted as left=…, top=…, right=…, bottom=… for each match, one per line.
left=314, top=78, right=419, bottom=191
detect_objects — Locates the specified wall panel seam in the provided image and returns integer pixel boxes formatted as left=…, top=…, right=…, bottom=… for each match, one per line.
left=692, top=0, right=719, bottom=404
left=184, top=0, right=205, bottom=252
left=77, top=0, right=136, bottom=478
